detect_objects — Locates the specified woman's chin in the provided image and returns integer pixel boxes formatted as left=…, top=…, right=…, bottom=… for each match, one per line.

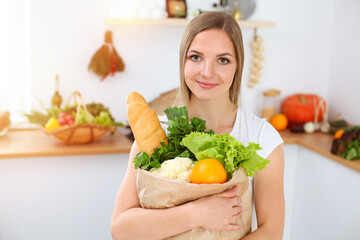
left=192, top=91, right=219, bottom=101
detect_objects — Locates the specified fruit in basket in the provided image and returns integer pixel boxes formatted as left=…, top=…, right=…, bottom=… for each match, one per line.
left=95, top=111, right=114, bottom=126
left=62, top=103, right=122, bottom=127
left=25, top=91, right=126, bottom=133
left=86, top=103, right=114, bottom=120
left=58, top=112, right=75, bottom=126
left=45, top=117, right=61, bottom=130
left=190, top=158, right=227, bottom=184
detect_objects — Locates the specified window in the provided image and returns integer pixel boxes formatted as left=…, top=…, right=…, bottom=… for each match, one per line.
left=0, top=0, right=31, bottom=124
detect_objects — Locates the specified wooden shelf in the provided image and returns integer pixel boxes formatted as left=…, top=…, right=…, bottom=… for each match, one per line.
left=105, top=17, right=276, bottom=28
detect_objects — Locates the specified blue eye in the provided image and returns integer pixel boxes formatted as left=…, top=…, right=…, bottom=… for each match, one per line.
left=219, top=58, right=229, bottom=64
left=190, top=55, right=201, bottom=61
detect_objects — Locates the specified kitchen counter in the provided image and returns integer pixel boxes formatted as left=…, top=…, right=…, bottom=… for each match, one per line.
left=280, top=130, right=360, bottom=173
left=0, top=129, right=359, bottom=173
left=0, top=129, right=132, bottom=159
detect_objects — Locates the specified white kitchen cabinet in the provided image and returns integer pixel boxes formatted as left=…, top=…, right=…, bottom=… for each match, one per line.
left=283, top=145, right=360, bottom=240
left=0, top=154, right=129, bottom=240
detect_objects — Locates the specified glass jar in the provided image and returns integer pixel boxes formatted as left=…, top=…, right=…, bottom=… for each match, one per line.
left=261, top=89, right=281, bottom=122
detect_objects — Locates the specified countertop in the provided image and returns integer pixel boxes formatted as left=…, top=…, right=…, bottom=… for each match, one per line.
left=0, top=129, right=132, bottom=159
left=280, top=130, right=360, bottom=173
left=0, top=129, right=359, bottom=173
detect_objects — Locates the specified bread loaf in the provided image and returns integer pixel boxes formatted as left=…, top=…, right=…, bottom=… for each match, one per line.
left=126, top=92, right=168, bottom=155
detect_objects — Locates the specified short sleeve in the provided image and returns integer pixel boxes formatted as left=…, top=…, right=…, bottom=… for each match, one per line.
left=257, top=121, right=284, bottom=159
left=158, top=115, right=169, bottom=136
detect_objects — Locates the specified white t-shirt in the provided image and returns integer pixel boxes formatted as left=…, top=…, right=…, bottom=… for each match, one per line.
left=158, top=106, right=283, bottom=158
left=158, top=106, right=284, bottom=230
left=228, top=107, right=284, bottom=230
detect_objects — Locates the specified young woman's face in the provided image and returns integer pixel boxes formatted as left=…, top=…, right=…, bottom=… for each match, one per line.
left=184, top=28, right=237, bottom=102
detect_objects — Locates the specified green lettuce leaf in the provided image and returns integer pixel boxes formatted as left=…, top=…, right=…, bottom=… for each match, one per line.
left=181, top=132, right=269, bottom=178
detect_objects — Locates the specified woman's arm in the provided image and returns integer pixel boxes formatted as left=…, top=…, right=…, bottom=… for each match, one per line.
left=110, top=142, right=194, bottom=240
left=242, top=144, right=285, bottom=240
left=110, top=142, right=242, bottom=240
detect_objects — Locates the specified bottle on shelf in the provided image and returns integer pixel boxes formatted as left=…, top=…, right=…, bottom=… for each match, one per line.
left=233, top=1, right=243, bottom=20
left=261, top=89, right=281, bottom=122
left=51, top=74, right=62, bottom=109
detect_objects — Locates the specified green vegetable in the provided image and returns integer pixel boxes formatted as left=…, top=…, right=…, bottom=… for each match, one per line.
left=65, top=103, right=125, bottom=127
left=181, top=132, right=269, bottom=178
left=86, top=103, right=126, bottom=127
left=331, top=125, right=360, bottom=160
left=341, top=140, right=360, bottom=160
left=24, top=110, right=51, bottom=126
left=133, top=106, right=214, bottom=170
left=86, top=103, right=113, bottom=119
left=71, top=108, right=94, bottom=124
left=133, top=106, right=269, bottom=179
left=94, top=111, right=113, bottom=126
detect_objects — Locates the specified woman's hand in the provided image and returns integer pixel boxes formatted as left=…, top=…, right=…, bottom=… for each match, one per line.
left=191, top=186, right=243, bottom=231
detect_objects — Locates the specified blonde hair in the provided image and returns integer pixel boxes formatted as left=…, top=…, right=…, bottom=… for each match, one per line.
left=178, top=11, right=244, bottom=106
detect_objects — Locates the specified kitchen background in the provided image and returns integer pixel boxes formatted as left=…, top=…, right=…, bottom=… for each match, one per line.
left=1, top=0, right=359, bottom=126
left=1, top=1, right=360, bottom=240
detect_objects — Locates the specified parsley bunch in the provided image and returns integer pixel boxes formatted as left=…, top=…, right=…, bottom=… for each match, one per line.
left=133, top=106, right=214, bottom=170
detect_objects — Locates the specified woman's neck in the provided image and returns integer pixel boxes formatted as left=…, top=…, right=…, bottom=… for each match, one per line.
left=188, top=96, right=237, bottom=134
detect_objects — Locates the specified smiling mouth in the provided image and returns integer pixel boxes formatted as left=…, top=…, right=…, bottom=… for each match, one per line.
left=197, top=81, right=218, bottom=89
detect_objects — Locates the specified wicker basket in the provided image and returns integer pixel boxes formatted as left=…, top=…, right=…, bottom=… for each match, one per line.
left=43, top=91, right=116, bottom=144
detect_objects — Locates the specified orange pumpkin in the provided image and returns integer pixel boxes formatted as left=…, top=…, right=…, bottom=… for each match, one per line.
left=280, top=94, right=326, bottom=124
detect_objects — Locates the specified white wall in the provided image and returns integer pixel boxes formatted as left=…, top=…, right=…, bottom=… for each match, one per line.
left=30, top=0, right=359, bottom=124
left=327, top=0, right=360, bottom=122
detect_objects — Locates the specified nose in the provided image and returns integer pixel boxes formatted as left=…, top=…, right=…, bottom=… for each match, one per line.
left=200, top=60, right=215, bottom=78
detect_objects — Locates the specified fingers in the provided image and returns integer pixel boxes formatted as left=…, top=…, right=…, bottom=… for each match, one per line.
left=229, top=214, right=242, bottom=224
left=230, top=196, right=242, bottom=206
left=196, top=185, right=244, bottom=232
left=214, top=186, right=239, bottom=198
left=232, top=205, right=243, bottom=216
left=223, top=207, right=243, bottom=231
left=223, top=223, right=242, bottom=231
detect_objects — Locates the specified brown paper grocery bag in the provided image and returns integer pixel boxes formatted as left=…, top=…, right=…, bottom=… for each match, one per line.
left=137, top=169, right=252, bottom=240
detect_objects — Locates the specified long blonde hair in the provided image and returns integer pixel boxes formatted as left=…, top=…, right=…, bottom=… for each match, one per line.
left=178, top=11, right=244, bottom=106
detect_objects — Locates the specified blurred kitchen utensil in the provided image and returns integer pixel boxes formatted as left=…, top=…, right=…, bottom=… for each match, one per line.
left=231, top=0, right=256, bottom=20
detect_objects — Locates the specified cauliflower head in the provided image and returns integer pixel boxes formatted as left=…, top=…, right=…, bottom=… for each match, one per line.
left=149, top=157, right=195, bottom=182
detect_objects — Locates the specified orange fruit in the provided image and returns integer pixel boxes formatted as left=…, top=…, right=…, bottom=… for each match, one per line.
left=270, top=113, right=288, bottom=131
left=190, top=159, right=227, bottom=184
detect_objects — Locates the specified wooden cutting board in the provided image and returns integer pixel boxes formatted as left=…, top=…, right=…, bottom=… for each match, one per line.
left=148, top=88, right=179, bottom=116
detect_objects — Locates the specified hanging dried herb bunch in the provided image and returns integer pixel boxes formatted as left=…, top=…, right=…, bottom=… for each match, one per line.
left=247, top=28, right=265, bottom=88
left=88, top=30, right=125, bottom=81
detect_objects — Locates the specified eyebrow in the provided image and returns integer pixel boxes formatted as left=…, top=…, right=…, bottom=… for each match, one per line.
left=187, top=50, right=234, bottom=58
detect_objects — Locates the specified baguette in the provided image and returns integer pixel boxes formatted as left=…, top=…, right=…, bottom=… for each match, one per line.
left=126, top=92, right=168, bottom=155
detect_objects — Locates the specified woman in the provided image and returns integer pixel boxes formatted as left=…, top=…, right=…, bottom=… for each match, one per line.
left=111, top=11, right=284, bottom=240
